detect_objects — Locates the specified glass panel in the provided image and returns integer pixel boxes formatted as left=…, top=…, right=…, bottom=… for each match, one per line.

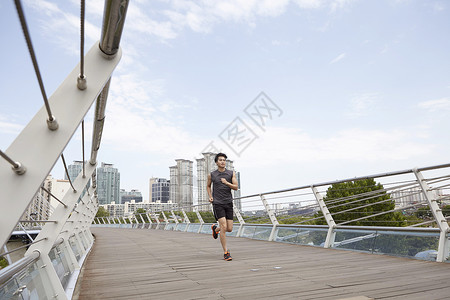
left=78, top=233, right=88, bottom=251
left=241, top=226, right=257, bottom=239
left=187, top=224, right=200, bottom=233
left=176, top=224, right=187, bottom=231
left=48, top=246, right=71, bottom=289
left=251, top=226, right=272, bottom=241
left=165, top=223, right=175, bottom=231
left=275, top=227, right=327, bottom=246
left=334, top=229, right=440, bottom=260
left=226, top=225, right=239, bottom=237
left=200, top=224, right=214, bottom=234
left=0, top=277, right=21, bottom=299
left=69, top=236, right=81, bottom=261
left=274, top=227, right=300, bottom=243
left=0, top=261, right=49, bottom=299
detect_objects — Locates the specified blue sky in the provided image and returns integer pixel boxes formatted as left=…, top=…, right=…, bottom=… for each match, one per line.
left=1, top=0, right=450, bottom=202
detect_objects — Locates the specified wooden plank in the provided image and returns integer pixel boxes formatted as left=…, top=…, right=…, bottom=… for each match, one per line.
left=73, top=228, right=450, bottom=299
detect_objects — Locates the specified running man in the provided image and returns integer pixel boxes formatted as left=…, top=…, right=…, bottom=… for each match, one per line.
left=207, top=153, right=238, bottom=261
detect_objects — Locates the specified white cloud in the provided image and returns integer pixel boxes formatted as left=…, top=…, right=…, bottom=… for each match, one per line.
left=330, top=0, right=358, bottom=12
left=271, top=40, right=281, bottom=46
left=238, top=126, right=434, bottom=169
left=0, top=120, right=24, bottom=135
left=330, top=52, right=346, bottom=64
left=128, top=5, right=179, bottom=39
left=418, top=98, right=450, bottom=112
left=431, top=2, right=445, bottom=12
left=100, top=73, right=202, bottom=157
left=25, top=0, right=100, bottom=55
left=346, top=93, right=378, bottom=118
left=26, top=0, right=361, bottom=54
left=295, top=0, right=323, bottom=9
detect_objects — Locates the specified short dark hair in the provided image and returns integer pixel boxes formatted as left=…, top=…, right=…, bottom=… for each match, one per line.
left=214, top=153, right=227, bottom=163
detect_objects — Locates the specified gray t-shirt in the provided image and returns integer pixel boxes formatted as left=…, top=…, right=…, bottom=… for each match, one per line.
left=211, top=169, right=233, bottom=205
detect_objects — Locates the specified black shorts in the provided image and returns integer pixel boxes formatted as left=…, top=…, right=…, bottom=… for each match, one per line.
left=213, top=202, right=234, bottom=221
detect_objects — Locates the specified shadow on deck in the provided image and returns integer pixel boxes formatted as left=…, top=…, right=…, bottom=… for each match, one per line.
left=73, top=228, right=450, bottom=300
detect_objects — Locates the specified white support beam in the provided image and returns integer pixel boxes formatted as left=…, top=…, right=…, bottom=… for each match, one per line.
left=312, top=186, right=336, bottom=248
left=261, top=195, right=279, bottom=241
left=414, top=169, right=450, bottom=262
left=161, top=211, right=169, bottom=230
left=25, top=164, right=95, bottom=256
left=233, top=205, right=245, bottom=237
left=195, top=208, right=204, bottom=224
left=171, top=210, right=179, bottom=224
left=0, top=43, right=121, bottom=248
left=181, top=208, right=191, bottom=224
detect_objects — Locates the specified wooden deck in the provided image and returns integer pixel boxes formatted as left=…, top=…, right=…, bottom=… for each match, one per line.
left=73, top=227, right=450, bottom=300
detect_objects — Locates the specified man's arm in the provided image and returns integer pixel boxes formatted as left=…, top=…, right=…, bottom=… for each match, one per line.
left=221, top=171, right=238, bottom=191
left=207, top=174, right=213, bottom=203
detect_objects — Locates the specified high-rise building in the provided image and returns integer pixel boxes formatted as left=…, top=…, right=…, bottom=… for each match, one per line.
left=120, top=189, right=143, bottom=204
left=196, top=152, right=237, bottom=211
left=234, top=171, right=242, bottom=211
left=23, top=175, right=71, bottom=221
left=149, top=178, right=170, bottom=203
left=66, top=160, right=84, bottom=182
left=169, top=159, right=193, bottom=211
left=97, top=163, right=120, bottom=205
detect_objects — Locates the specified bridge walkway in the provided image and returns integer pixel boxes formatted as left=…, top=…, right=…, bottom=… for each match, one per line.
left=73, top=228, right=450, bottom=299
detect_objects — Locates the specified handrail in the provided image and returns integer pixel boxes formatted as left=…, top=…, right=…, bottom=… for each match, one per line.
left=0, top=251, right=40, bottom=286
left=227, top=163, right=450, bottom=200
left=0, top=237, right=65, bottom=287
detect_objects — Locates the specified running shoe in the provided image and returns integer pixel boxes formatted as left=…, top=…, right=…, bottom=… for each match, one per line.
left=211, top=224, right=218, bottom=239
left=224, top=250, right=232, bottom=261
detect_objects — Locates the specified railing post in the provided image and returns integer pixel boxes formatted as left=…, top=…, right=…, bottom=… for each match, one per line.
left=195, top=207, right=204, bottom=233
left=260, top=195, right=279, bottom=241
left=181, top=208, right=190, bottom=232
left=154, top=213, right=161, bottom=230
left=312, top=186, right=336, bottom=248
left=37, top=252, right=68, bottom=299
left=233, top=204, right=245, bottom=238
left=138, top=214, right=145, bottom=229
left=133, top=215, right=139, bottom=228
left=161, top=211, right=169, bottom=230
left=171, top=210, right=179, bottom=231
left=414, top=168, right=450, bottom=262
left=146, top=213, right=153, bottom=230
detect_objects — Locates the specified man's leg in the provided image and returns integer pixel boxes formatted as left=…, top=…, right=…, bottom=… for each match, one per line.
left=226, top=219, right=233, bottom=233
left=217, top=217, right=228, bottom=252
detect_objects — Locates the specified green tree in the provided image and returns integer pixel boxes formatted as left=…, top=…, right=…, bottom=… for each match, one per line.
left=315, top=179, right=405, bottom=227
left=415, top=207, right=432, bottom=220
left=135, top=208, right=149, bottom=222
left=185, top=212, right=198, bottom=223
left=199, top=211, right=216, bottom=223
left=95, top=207, right=109, bottom=218
left=442, top=205, right=450, bottom=217
left=0, top=256, right=8, bottom=269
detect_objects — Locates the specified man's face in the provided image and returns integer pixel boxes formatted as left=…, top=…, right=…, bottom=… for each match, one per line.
left=217, top=156, right=226, bottom=168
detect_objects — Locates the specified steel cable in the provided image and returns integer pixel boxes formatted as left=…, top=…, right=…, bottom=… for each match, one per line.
left=14, top=0, right=57, bottom=128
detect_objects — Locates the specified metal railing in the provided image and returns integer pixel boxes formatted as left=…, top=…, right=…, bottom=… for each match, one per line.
left=0, top=1, right=129, bottom=299
left=94, top=163, right=450, bottom=263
